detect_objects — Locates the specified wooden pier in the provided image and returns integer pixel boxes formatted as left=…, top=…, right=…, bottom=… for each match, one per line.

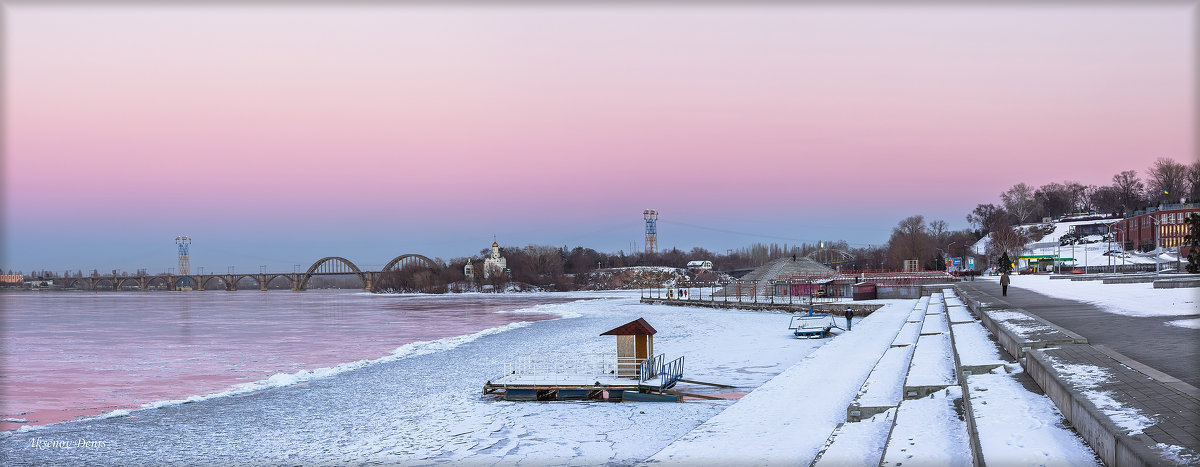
left=482, top=354, right=685, bottom=402
left=484, top=318, right=686, bottom=402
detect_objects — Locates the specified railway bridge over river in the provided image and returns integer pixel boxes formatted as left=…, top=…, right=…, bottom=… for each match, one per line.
left=58, top=254, right=439, bottom=292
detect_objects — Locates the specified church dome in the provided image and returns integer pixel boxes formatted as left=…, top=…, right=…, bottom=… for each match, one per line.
left=492, top=241, right=499, bottom=248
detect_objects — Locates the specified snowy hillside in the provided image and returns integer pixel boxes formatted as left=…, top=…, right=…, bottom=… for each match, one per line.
left=971, top=218, right=1179, bottom=269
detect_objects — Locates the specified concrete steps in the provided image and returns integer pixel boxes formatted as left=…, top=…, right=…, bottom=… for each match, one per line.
left=822, top=289, right=1102, bottom=466
left=812, top=299, right=927, bottom=466
left=881, top=385, right=973, bottom=466
left=903, top=293, right=957, bottom=399
left=846, top=298, right=928, bottom=417
left=882, top=289, right=976, bottom=466
left=947, top=287, right=1103, bottom=466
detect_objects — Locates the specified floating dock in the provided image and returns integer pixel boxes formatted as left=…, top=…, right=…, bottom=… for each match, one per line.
left=482, top=353, right=684, bottom=401
left=484, top=318, right=686, bottom=402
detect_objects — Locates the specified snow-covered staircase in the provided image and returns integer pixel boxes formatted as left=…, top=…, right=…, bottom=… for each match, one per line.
left=809, top=297, right=928, bottom=467
left=774, top=289, right=1099, bottom=466
left=846, top=296, right=928, bottom=422
left=879, top=291, right=974, bottom=466
left=819, top=288, right=1097, bottom=467
left=941, top=288, right=1098, bottom=466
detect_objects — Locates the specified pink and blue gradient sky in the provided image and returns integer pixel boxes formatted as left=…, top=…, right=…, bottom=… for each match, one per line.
left=2, top=4, right=1194, bottom=273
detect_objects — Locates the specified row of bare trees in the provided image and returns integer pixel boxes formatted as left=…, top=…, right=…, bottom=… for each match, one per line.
left=970, top=158, right=1199, bottom=233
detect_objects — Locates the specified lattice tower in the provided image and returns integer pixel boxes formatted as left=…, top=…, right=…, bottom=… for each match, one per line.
left=643, top=209, right=658, bottom=255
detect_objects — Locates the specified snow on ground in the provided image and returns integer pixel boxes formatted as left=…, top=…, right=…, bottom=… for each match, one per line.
left=855, top=346, right=914, bottom=407
left=1157, top=442, right=1200, bottom=465
left=3, top=290, right=1109, bottom=465
left=881, top=386, right=972, bottom=466
left=920, top=311, right=949, bottom=334
left=1166, top=318, right=1200, bottom=329
left=0, top=293, right=897, bottom=465
left=1032, top=239, right=1167, bottom=268
left=968, top=369, right=1100, bottom=466
left=985, top=310, right=1058, bottom=339
left=892, top=321, right=921, bottom=347
left=1039, top=355, right=1157, bottom=436
left=951, top=323, right=1007, bottom=368
left=812, top=409, right=895, bottom=466
left=906, top=332, right=956, bottom=387
left=946, top=304, right=974, bottom=324
left=971, top=220, right=1098, bottom=256
left=1002, top=274, right=1198, bottom=318
left=970, top=217, right=1176, bottom=269
left=643, top=299, right=914, bottom=465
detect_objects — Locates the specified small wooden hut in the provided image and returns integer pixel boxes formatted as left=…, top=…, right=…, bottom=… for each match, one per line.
left=601, top=318, right=656, bottom=377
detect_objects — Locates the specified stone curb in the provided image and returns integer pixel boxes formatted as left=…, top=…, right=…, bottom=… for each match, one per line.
left=1025, top=347, right=1182, bottom=467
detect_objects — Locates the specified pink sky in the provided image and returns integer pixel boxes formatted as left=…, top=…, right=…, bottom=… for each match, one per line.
left=3, top=4, right=1194, bottom=272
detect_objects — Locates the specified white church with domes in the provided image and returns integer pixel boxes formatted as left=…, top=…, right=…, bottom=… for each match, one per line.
left=483, top=238, right=507, bottom=279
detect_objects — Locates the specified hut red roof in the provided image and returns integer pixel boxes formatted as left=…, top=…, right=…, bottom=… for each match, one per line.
left=600, top=318, right=657, bottom=336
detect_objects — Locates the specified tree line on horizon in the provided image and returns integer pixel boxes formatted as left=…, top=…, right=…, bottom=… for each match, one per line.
left=186, top=157, right=1200, bottom=292
left=14, top=159, right=1197, bottom=291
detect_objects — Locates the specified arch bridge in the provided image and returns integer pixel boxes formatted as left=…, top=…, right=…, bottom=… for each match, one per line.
left=58, top=253, right=441, bottom=292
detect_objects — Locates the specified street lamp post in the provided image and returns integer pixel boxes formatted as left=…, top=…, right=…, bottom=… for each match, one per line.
left=947, top=242, right=958, bottom=273
left=1148, top=215, right=1163, bottom=276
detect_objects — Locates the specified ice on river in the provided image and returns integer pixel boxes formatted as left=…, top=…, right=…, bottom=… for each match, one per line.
left=3, top=292, right=840, bottom=465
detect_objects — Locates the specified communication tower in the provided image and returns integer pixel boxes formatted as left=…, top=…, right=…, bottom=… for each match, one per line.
left=176, top=236, right=192, bottom=288
left=643, top=209, right=658, bottom=255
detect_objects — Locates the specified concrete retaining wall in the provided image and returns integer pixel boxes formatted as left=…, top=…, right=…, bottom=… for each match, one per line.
left=1025, top=348, right=1170, bottom=467
left=1154, top=278, right=1200, bottom=289
left=955, top=284, right=1193, bottom=467
left=1103, top=276, right=1162, bottom=284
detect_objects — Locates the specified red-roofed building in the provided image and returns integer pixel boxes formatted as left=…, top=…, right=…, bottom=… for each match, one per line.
left=601, top=318, right=657, bottom=377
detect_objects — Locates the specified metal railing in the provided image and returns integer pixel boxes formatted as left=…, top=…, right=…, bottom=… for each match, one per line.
left=640, top=356, right=685, bottom=392
left=499, top=354, right=641, bottom=382
left=788, top=314, right=835, bottom=331
left=638, top=353, right=665, bottom=382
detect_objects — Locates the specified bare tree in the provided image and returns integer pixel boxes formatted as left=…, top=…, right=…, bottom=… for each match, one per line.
left=988, top=221, right=1029, bottom=258
left=1145, top=157, right=1189, bottom=205
left=1032, top=181, right=1089, bottom=219
left=1063, top=181, right=1088, bottom=214
left=966, top=203, right=1009, bottom=235
left=1086, top=185, right=1121, bottom=214
left=887, top=215, right=932, bottom=268
left=1000, top=183, right=1037, bottom=224
left=1188, top=161, right=1200, bottom=202
left=1112, top=170, right=1145, bottom=212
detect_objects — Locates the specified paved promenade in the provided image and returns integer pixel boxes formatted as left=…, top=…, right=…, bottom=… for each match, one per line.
left=958, top=279, right=1200, bottom=465
left=957, top=279, right=1199, bottom=388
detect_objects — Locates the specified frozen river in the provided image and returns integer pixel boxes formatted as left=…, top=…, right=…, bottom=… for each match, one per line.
left=0, top=290, right=571, bottom=431
left=2, top=291, right=828, bottom=464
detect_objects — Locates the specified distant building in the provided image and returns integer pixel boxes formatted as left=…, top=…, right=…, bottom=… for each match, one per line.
left=1070, top=223, right=1110, bottom=237
left=463, top=261, right=475, bottom=282
left=686, top=260, right=713, bottom=270
left=28, top=279, right=54, bottom=290
left=0, top=274, right=23, bottom=288
left=1110, top=203, right=1199, bottom=254
left=484, top=239, right=507, bottom=279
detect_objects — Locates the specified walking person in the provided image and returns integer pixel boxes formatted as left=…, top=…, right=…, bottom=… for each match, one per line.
left=1000, top=272, right=1010, bottom=296
left=844, top=308, right=854, bottom=331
